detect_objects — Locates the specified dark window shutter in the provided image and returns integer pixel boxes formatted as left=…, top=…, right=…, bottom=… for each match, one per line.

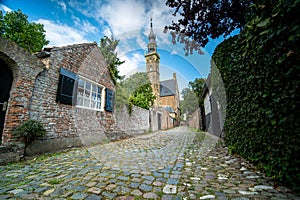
left=105, top=88, right=114, bottom=112
left=56, top=68, right=78, bottom=105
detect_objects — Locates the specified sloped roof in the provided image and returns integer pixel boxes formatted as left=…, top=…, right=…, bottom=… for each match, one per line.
left=162, top=106, right=175, bottom=113
left=35, top=42, right=97, bottom=58
left=160, top=79, right=176, bottom=97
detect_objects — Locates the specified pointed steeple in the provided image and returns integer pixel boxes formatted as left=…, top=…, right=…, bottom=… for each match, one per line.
left=148, top=17, right=156, bottom=44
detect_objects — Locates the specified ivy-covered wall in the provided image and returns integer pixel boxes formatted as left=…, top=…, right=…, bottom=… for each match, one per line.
left=212, top=0, right=299, bottom=190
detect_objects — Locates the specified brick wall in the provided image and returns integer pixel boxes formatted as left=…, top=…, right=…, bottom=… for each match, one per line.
left=115, top=105, right=175, bottom=134
left=188, top=108, right=204, bottom=131
left=0, top=38, right=45, bottom=145
left=0, top=38, right=45, bottom=163
left=116, top=105, right=150, bottom=135
left=150, top=107, right=175, bottom=131
left=0, top=39, right=126, bottom=160
left=27, top=43, right=120, bottom=155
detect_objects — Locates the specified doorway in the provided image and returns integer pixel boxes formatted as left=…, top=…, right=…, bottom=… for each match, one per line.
left=158, top=113, right=161, bottom=130
left=0, top=60, right=14, bottom=144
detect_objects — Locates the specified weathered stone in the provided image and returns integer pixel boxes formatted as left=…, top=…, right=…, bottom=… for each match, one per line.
left=87, top=187, right=102, bottom=194
left=252, top=185, right=274, bottom=191
left=105, top=184, right=117, bottom=191
left=8, top=189, right=24, bottom=195
left=139, top=184, right=152, bottom=192
left=116, top=196, right=135, bottom=200
left=143, top=192, right=158, bottom=199
left=238, top=190, right=258, bottom=195
left=71, top=193, right=88, bottom=199
left=43, top=188, right=55, bottom=196
left=199, top=195, right=216, bottom=199
left=163, top=185, right=177, bottom=194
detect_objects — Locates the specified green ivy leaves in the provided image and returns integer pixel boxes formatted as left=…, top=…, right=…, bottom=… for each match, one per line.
left=213, top=0, right=300, bottom=191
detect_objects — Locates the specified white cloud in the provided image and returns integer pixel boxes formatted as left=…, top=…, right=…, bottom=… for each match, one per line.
left=119, top=52, right=145, bottom=77
left=51, top=0, right=67, bottom=13
left=0, top=5, right=12, bottom=12
left=36, top=19, right=89, bottom=46
left=98, top=0, right=146, bottom=35
left=67, top=0, right=176, bottom=45
left=72, top=15, right=98, bottom=34
left=102, top=26, right=112, bottom=37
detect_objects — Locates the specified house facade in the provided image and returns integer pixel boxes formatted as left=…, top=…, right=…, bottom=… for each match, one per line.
left=0, top=38, right=124, bottom=163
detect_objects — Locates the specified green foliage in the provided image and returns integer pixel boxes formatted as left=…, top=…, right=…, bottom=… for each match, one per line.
left=13, top=119, right=46, bottom=145
left=0, top=9, right=49, bottom=52
left=165, top=0, right=252, bottom=55
left=99, top=36, right=124, bottom=85
left=115, top=72, right=156, bottom=114
left=188, top=78, right=206, bottom=107
left=129, top=83, right=155, bottom=110
left=213, top=0, right=300, bottom=190
left=180, top=87, right=198, bottom=115
left=180, top=78, right=206, bottom=120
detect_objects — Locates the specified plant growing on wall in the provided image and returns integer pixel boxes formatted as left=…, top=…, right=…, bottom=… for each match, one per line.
left=129, top=83, right=155, bottom=111
left=212, top=0, right=300, bottom=190
left=13, top=119, right=46, bottom=155
left=116, top=72, right=155, bottom=114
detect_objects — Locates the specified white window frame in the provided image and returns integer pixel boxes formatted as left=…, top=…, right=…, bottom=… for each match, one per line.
left=76, top=76, right=105, bottom=111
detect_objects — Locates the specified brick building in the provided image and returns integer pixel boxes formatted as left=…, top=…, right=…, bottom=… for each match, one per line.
left=0, top=38, right=125, bottom=162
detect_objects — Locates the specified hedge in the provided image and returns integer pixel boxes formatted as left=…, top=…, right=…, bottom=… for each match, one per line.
left=212, top=0, right=300, bottom=190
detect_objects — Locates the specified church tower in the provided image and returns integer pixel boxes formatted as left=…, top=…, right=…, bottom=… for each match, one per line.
left=145, top=18, right=160, bottom=106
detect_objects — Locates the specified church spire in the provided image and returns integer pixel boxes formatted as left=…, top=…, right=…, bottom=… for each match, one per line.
left=147, top=17, right=157, bottom=53
left=148, top=17, right=156, bottom=44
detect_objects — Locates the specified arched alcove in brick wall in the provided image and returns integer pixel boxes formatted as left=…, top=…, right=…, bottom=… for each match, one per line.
left=0, top=38, right=45, bottom=145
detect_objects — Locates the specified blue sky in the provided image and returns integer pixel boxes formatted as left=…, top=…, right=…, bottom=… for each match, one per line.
left=0, top=0, right=228, bottom=94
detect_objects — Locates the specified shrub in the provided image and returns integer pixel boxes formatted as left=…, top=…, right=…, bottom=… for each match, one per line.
left=13, top=119, right=46, bottom=145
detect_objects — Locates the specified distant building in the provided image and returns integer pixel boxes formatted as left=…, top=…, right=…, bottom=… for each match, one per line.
left=144, top=18, right=180, bottom=126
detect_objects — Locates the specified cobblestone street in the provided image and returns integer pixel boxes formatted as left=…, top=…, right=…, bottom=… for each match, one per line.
left=0, top=127, right=299, bottom=200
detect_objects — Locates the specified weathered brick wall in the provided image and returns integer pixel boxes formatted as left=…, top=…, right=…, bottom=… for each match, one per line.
left=160, top=96, right=176, bottom=112
left=188, top=108, right=204, bottom=130
left=116, top=105, right=150, bottom=135
left=0, top=38, right=45, bottom=145
left=150, top=107, right=175, bottom=131
left=115, top=105, right=175, bottom=134
left=27, top=43, right=118, bottom=155
left=0, top=38, right=45, bottom=164
left=0, top=39, right=128, bottom=160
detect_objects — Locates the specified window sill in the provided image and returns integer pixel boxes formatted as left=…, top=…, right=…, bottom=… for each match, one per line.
left=75, top=105, right=104, bottom=112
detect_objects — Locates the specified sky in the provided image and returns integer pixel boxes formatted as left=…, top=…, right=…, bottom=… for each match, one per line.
left=0, top=0, right=229, bottom=94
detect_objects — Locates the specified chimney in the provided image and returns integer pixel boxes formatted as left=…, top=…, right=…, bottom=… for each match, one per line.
left=173, top=73, right=176, bottom=80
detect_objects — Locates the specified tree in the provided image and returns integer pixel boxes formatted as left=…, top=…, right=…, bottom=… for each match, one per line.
left=180, top=87, right=198, bottom=115
left=164, top=0, right=252, bottom=55
left=99, top=36, right=124, bottom=85
left=129, top=83, right=155, bottom=110
left=0, top=9, right=49, bottom=52
left=188, top=78, right=206, bottom=107
left=115, top=72, right=156, bottom=113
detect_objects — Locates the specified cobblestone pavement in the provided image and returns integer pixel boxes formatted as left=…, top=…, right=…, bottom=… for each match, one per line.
left=0, top=126, right=299, bottom=200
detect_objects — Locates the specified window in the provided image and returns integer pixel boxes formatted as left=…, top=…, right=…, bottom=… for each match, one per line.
left=56, top=68, right=112, bottom=111
left=56, top=68, right=78, bottom=105
left=76, top=77, right=105, bottom=111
